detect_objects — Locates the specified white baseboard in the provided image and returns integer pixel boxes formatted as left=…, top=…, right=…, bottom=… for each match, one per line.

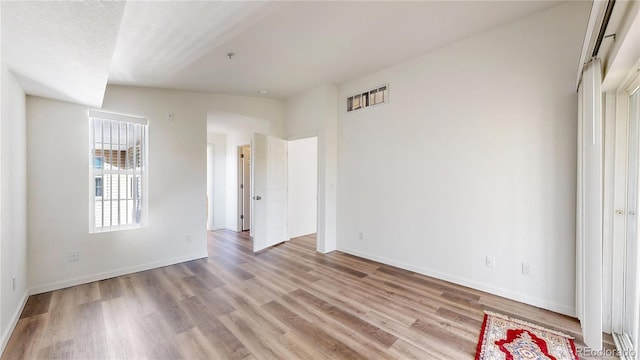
left=210, top=225, right=225, bottom=231
left=29, top=252, right=208, bottom=295
left=338, top=246, right=576, bottom=317
left=1, top=290, right=28, bottom=356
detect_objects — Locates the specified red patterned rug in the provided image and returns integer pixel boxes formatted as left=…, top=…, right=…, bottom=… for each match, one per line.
left=475, top=312, right=578, bottom=360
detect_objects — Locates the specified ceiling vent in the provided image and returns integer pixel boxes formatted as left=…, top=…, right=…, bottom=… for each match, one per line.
left=347, top=84, right=388, bottom=112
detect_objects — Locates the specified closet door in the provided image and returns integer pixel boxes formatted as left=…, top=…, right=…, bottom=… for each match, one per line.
left=625, top=85, right=640, bottom=351
left=577, top=58, right=603, bottom=350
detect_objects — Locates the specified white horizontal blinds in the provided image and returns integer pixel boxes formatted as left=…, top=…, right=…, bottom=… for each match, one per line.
left=90, top=112, right=148, bottom=232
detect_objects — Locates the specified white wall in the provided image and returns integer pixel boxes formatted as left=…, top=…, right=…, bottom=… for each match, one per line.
left=207, top=132, right=227, bottom=230
left=0, top=64, right=28, bottom=351
left=285, top=84, right=338, bottom=253
left=336, top=2, right=589, bottom=316
left=288, top=137, right=318, bottom=238
left=27, top=85, right=283, bottom=293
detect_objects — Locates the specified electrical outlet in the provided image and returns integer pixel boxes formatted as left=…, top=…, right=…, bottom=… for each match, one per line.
left=522, top=262, right=533, bottom=276
left=69, top=250, right=79, bottom=262
left=185, top=234, right=192, bottom=242
left=12, top=275, right=16, bottom=291
left=485, top=256, right=496, bottom=268
left=358, top=231, right=365, bottom=240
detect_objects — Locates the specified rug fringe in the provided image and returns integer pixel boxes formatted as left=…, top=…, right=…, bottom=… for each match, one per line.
left=483, top=311, right=575, bottom=339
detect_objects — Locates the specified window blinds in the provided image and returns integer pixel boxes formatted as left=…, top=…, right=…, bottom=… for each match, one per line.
left=89, top=111, right=148, bottom=232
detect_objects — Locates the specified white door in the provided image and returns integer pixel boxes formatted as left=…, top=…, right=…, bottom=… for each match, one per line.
left=625, top=85, right=640, bottom=351
left=252, top=133, right=287, bottom=252
left=577, top=59, right=603, bottom=350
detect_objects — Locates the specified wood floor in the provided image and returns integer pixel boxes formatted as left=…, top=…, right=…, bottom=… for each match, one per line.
left=3, top=230, right=617, bottom=359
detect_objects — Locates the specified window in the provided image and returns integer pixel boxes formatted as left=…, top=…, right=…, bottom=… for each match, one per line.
left=347, top=84, right=388, bottom=112
left=95, top=177, right=103, bottom=197
left=89, top=110, right=148, bottom=232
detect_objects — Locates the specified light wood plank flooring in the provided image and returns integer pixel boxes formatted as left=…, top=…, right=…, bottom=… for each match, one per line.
left=2, top=230, right=616, bottom=359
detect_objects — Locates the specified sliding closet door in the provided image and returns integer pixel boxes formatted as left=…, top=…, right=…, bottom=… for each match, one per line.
left=625, top=85, right=640, bottom=351
left=577, top=58, right=603, bottom=350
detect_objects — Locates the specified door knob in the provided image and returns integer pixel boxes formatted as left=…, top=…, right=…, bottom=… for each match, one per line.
left=254, top=196, right=262, bottom=200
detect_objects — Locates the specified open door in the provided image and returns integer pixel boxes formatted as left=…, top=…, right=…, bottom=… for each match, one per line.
left=252, top=133, right=287, bottom=252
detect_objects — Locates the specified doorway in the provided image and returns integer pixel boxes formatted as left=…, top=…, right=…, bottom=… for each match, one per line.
left=287, top=136, right=318, bottom=239
left=248, top=133, right=319, bottom=252
left=238, top=145, right=251, bottom=231
left=206, top=144, right=214, bottom=230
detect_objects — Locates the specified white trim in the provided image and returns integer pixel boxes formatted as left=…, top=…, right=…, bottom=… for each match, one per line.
left=28, top=252, right=208, bottom=295
left=0, top=290, right=28, bottom=356
left=88, top=109, right=148, bottom=125
left=337, top=246, right=575, bottom=317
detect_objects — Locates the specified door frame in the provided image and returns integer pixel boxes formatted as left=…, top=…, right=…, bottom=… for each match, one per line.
left=206, top=143, right=214, bottom=230
left=236, top=144, right=251, bottom=233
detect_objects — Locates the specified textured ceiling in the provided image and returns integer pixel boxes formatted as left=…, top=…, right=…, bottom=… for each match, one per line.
left=109, top=1, right=563, bottom=98
left=1, top=1, right=124, bottom=107
left=109, top=1, right=276, bottom=84
left=2, top=1, right=566, bottom=104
